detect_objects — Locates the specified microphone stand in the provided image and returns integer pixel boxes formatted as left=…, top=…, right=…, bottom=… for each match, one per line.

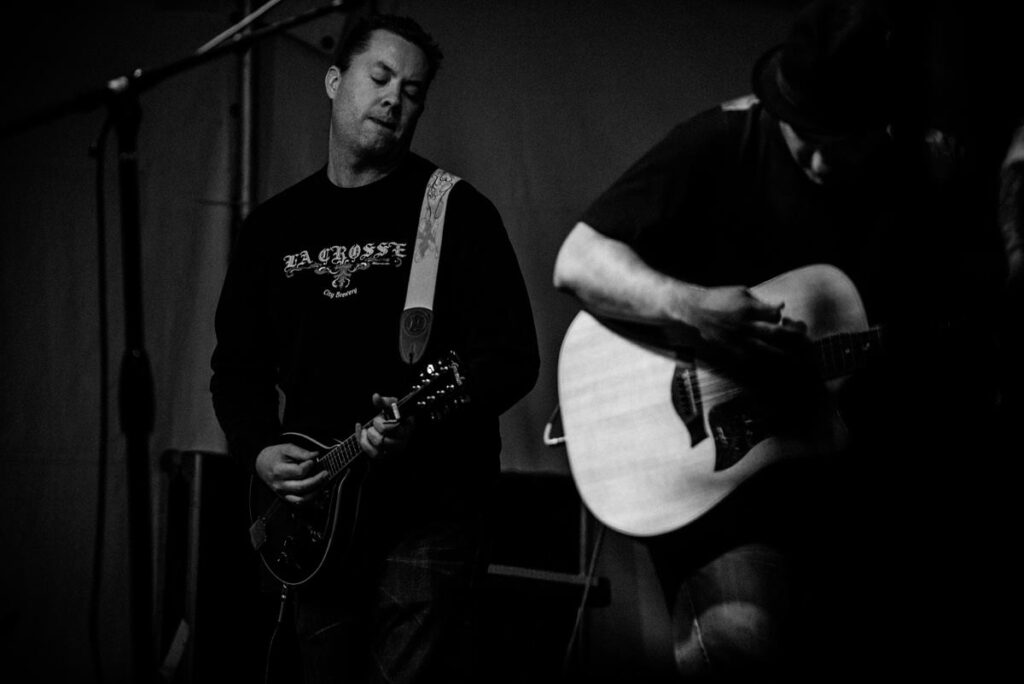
left=0, top=3, right=354, bottom=682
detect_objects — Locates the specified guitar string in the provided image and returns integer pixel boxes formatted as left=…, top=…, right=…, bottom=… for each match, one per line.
left=691, top=330, right=883, bottom=405
left=694, top=329, right=883, bottom=384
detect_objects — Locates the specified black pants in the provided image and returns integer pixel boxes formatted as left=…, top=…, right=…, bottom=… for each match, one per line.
left=293, top=514, right=487, bottom=684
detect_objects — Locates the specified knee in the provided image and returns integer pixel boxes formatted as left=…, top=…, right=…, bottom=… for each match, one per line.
left=673, top=601, right=782, bottom=679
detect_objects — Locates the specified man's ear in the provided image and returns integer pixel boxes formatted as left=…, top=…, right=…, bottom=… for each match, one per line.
left=324, top=65, right=341, bottom=100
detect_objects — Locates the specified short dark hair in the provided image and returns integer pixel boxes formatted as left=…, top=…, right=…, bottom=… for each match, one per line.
left=332, top=13, right=444, bottom=85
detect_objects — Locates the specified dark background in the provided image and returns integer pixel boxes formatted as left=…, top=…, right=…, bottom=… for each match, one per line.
left=1, top=1, right=1020, bottom=682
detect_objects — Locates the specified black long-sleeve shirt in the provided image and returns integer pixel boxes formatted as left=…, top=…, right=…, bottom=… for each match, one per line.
left=211, top=154, right=539, bottom=522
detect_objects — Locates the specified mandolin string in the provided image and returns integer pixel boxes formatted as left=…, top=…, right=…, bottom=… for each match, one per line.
left=315, top=362, right=457, bottom=480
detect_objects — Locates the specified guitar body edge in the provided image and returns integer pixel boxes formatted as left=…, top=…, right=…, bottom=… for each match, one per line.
left=557, top=264, right=868, bottom=537
left=248, top=433, right=367, bottom=586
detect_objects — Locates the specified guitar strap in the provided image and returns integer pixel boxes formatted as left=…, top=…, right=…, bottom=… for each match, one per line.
left=400, top=167, right=461, bottom=365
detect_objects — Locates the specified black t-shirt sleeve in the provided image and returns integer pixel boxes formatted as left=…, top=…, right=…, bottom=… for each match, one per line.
left=435, top=183, right=540, bottom=418
left=579, top=106, right=734, bottom=259
left=209, top=208, right=283, bottom=468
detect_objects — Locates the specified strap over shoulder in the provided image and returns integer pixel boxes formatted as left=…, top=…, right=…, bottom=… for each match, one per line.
left=400, top=167, right=461, bottom=365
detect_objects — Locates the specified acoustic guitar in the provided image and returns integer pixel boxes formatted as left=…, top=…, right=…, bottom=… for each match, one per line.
left=557, top=264, right=882, bottom=537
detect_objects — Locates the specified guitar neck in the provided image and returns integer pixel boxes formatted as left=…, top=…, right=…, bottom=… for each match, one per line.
left=317, top=433, right=364, bottom=480
left=816, top=327, right=884, bottom=380
left=314, top=384, right=423, bottom=480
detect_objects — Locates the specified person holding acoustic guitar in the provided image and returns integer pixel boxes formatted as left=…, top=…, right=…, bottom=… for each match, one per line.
left=210, top=13, right=538, bottom=683
left=554, top=0, right=1012, bottom=681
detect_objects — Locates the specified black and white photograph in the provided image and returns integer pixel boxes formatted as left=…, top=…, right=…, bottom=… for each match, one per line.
left=1, top=1, right=1021, bottom=682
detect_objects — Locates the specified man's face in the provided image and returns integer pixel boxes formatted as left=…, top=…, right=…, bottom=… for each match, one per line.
left=780, top=120, right=891, bottom=186
left=325, top=30, right=429, bottom=165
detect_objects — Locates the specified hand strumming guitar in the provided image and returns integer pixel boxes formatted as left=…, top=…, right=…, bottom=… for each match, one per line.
left=255, top=394, right=415, bottom=506
left=255, top=442, right=330, bottom=506
left=684, top=285, right=812, bottom=370
left=554, top=222, right=813, bottom=372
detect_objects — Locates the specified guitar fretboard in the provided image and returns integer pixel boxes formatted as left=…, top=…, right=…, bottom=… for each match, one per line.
left=319, top=434, right=363, bottom=480
left=816, top=327, right=884, bottom=379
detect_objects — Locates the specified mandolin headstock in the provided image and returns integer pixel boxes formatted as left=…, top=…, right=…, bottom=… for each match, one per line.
left=404, top=350, right=470, bottom=423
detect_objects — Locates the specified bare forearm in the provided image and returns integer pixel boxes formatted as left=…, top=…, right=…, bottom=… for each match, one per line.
left=553, top=221, right=701, bottom=325
left=553, top=221, right=807, bottom=364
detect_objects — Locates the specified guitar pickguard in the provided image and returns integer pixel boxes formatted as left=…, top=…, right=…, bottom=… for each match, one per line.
left=557, top=264, right=870, bottom=537
left=707, top=395, right=772, bottom=471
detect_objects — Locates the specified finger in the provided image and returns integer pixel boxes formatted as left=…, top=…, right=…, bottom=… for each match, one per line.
left=373, top=414, right=402, bottom=435
left=741, top=336, right=792, bottom=363
left=278, top=469, right=329, bottom=495
left=295, top=458, right=324, bottom=478
left=272, top=452, right=322, bottom=477
left=384, top=422, right=410, bottom=441
left=272, top=462, right=305, bottom=480
left=779, top=316, right=808, bottom=334
left=740, top=328, right=816, bottom=372
left=750, top=320, right=810, bottom=345
left=372, top=393, right=399, bottom=411
left=372, top=393, right=401, bottom=422
left=357, top=422, right=374, bottom=446
left=734, top=287, right=781, bottom=317
left=358, top=422, right=380, bottom=457
left=749, top=300, right=785, bottom=323
left=294, top=470, right=330, bottom=491
left=373, top=423, right=404, bottom=455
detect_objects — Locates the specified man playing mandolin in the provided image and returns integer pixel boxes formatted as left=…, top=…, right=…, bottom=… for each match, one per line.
left=211, top=13, right=538, bottom=683
left=554, top=0, right=1013, bottom=680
